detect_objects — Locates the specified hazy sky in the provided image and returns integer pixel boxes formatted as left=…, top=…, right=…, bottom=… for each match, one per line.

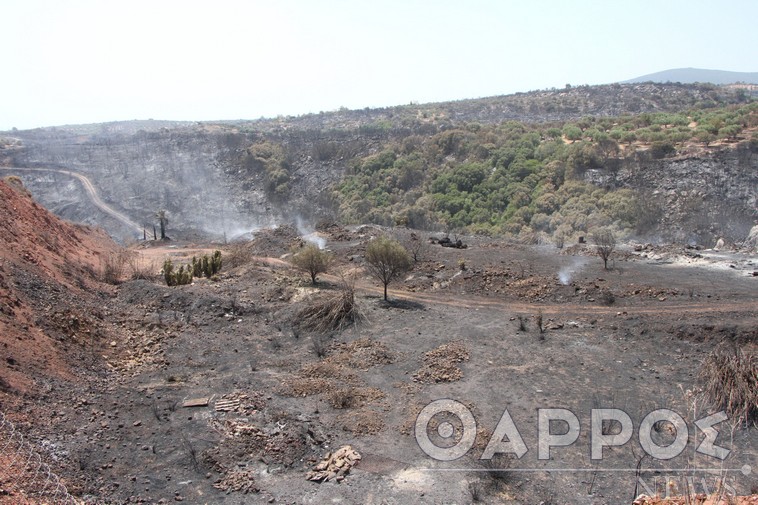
left=1, top=0, right=756, bottom=130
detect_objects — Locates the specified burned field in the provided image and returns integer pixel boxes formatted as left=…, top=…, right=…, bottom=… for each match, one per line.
left=1, top=223, right=756, bottom=504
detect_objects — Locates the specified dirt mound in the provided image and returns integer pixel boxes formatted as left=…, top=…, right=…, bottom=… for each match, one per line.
left=413, top=341, right=470, bottom=383
left=0, top=178, right=120, bottom=395
left=249, top=224, right=301, bottom=257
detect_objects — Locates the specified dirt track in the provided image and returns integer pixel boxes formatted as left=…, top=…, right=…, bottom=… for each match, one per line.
left=0, top=167, right=142, bottom=234
left=244, top=255, right=758, bottom=316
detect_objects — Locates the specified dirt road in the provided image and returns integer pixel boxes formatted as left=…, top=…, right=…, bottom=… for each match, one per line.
left=0, top=167, right=142, bottom=234
left=237, top=255, right=758, bottom=316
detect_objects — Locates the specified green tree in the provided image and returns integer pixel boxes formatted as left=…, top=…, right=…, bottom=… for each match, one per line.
left=365, top=236, right=412, bottom=301
left=562, top=125, right=583, bottom=142
left=291, top=244, right=332, bottom=285
left=695, top=130, right=716, bottom=146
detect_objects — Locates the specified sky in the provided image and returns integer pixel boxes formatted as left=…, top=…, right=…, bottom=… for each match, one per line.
left=1, top=0, right=756, bottom=131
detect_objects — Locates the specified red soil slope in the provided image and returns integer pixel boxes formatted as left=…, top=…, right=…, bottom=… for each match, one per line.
left=0, top=177, right=120, bottom=396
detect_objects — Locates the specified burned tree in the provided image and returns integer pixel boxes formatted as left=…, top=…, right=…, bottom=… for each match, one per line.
left=155, top=209, right=169, bottom=240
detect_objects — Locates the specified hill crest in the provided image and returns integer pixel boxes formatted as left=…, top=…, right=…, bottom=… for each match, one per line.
left=624, top=67, right=758, bottom=85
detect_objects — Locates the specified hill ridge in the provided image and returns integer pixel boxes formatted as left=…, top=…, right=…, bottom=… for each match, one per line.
left=624, top=67, right=758, bottom=85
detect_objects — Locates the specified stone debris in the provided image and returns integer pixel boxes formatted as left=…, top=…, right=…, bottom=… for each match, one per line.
left=306, top=445, right=361, bottom=483
left=182, top=397, right=210, bottom=408
left=412, top=342, right=470, bottom=383
left=214, top=398, right=240, bottom=412
left=213, top=468, right=259, bottom=495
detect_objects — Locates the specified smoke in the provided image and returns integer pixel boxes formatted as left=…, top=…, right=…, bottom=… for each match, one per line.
left=225, top=224, right=262, bottom=242
left=557, top=258, right=587, bottom=285
left=295, top=216, right=326, bottom=249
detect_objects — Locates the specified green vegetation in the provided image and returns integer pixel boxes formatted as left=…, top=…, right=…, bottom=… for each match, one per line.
left=334, top=102, right=757, bottom=240
left=364, top=236, right=412, bottom=301
left=165, top=250, right=222, bottom=286
left=191, top=250, right=223, bottom=278
left=243, top=141, right=291, bottom=199
left=290, top=244, right=332, bottom=284
left=163, top=258, right=192, bottom=286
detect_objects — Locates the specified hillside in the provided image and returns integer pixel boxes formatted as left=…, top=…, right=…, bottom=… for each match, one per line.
left=0, top=177, right=122, bottom=394
left=625, top=68, right=758, bottom=85
left=1, top=82, right=756, bottom=248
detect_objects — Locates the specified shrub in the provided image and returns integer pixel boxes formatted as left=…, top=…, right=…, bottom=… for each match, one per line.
left=329, top=389, right=355, bottom=409
left=591, top=229, right=616, bottom=270
left=224, top=242, right=254, bottom=268
left=101, top=250, right=129, bottom=284
left=128, top=253, right=156, bottom=280
left=699, top=346, right=757, bottom=426
left=163, top=259, right=193, bottom=286
left=649, top=140, right=676, bottom=159
left=190, top=250, right=223, bottom=279
left=297, top=276, right=362, bottom=333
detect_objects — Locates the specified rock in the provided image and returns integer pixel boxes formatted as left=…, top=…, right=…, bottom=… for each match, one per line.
left=744, top=225, right=758, bottom=251
left=306, top=445, right=361, bottom=483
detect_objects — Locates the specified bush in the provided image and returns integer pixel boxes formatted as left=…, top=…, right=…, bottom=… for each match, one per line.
left=649, top=140, right=676, bottom=159
left=591, top=229, right=616, bottom=270
left=163, top=259, right=193, bottom=286
left=297, top=276, right=362, bottom=333
left=699, top=346, right=757, bottom=426
left=128, top=253, right=156, bottom=280
left=224, top=242, right=254, bottom=269
left=191, top=250, right=223, bottom=278
left=101, top=250, right=129, bottom=284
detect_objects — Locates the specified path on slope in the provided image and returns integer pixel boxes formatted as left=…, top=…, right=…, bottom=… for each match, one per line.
left=0, top=167, right=142, bottom=235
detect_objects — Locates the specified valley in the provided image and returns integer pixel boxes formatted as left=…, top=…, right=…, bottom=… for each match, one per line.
left=0, top=82, right=756, bottom=504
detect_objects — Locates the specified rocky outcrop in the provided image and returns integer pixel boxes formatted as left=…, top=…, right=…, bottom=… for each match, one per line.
left=588, top=141, right=758, bottom=244
left=744, top=225, right=758, bottom=252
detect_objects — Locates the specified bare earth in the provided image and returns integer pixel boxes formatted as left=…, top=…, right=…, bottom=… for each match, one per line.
left=1, top=211, right=756, bottom=503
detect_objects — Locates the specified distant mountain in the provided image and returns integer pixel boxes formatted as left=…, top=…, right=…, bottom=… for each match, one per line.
left=624, top=68, right=758, bottom=85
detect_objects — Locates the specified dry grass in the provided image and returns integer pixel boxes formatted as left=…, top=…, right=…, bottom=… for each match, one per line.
left=224, top=241, right=255, bottom=269
left=296, top=276, right=363, bottom=333
left=127, top=252, right=157, bottom=280
left=100, top=250, right=130, bottom=284
left=699, top=345, right=757, bottom=426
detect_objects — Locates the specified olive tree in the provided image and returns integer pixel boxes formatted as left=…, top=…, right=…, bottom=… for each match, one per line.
left=365, top=236, right=412, bottom=301
left=592, top=229, right=616, bottom=270
left=291, top=244, right=331, bottom=285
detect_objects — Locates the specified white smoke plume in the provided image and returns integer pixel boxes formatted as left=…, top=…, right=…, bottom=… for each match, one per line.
left=557, top=258, right=588, bottom=285
left=295, top=216, right=326, bottom=249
